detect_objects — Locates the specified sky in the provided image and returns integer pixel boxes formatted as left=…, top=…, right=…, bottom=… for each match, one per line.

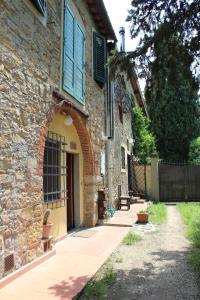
left=103, top=0, right=145, bottom=90
left=103, top=0, right=138, bottom=52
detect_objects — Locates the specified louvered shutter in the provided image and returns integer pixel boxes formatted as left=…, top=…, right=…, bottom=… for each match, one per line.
left=31, top=0, right=47, bottom=16
left=75, top=24, right=85, bottom=103
left=93, top=32, right=107, bottom=84
left=63, top=6, right=75, bottom=95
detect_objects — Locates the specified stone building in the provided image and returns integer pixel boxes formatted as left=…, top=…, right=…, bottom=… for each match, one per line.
left=105, top=69, right=147, bottom=207
left=0, top=0, right=117, bottom=278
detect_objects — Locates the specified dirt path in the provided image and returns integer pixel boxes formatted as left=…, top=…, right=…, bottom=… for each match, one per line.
left=106, top=205, right=200, bottom=300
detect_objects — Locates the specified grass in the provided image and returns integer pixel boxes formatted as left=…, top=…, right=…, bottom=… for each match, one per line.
left=177, top=203, right=200, bottom=272
left=122, top=231, right=142, bottom=245
left=148, top=203, right=167, bottom=224
left=79, top=259, right=117, bottom=300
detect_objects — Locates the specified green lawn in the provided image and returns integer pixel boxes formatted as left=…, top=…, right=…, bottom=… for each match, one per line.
left=148, top=203, right=167, bottom=224
left=177, top=203, right=200, bottom=272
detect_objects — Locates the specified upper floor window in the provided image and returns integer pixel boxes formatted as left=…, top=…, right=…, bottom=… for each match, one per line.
left=63, top=3, right=85, bottom=104
left=93, top=32, right=107, bottom=85
left=30, top=0, right=47, bottom=16
left=121, top=146, right=126, bottom=170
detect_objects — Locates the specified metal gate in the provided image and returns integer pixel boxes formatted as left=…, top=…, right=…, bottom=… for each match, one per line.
left=159, top=161, right=200, bottom=202
left=131, top=158, right=147, bottom=197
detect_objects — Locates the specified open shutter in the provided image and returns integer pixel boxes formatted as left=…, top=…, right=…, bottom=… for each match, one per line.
left=31, top=0, right=47, bottom=16
left=75, top=24, right=85, bottom=103
left=93, top=32, right=107, bottom=84
left=63, top=6, right=75, bottom=95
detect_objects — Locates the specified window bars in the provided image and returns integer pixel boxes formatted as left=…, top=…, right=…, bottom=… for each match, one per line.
left=43, top=131, right=67, bottom=208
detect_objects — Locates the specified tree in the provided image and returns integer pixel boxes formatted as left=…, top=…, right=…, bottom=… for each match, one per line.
left=111, top=0, right=200, bottom=81
left=189, top=137, right=200, bottom=163
left=147, top=26, right=200, bottom=160
left=132, top=105, right=156, bottom=163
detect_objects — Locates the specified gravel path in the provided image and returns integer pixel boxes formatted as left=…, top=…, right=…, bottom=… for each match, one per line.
left=106, top=205, right=200, bottom=300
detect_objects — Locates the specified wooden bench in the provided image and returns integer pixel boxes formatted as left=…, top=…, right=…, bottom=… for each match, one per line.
left=118, top=185, right=131, bottom=210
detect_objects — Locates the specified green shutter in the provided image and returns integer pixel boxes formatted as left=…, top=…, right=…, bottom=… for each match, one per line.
left=93, top=32, right=107, bottom=84
left=63, top=4, right=85, bottom=104
left=75, top=23, right=85, bottom=103
left=63, top=6, right=75, bottom=95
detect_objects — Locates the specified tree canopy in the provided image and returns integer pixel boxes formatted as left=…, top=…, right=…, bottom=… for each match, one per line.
left=147, top=26, right=200, bottom=160
left=111, top=0, right=200, bottom=81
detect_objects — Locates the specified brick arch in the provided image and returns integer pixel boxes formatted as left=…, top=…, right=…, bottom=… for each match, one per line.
left=37, top=103, right=95, bottom=178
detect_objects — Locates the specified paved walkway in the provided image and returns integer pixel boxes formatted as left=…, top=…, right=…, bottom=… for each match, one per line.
left=106, top=205, right=200, bottom=299
left=0, top=203, right=146, bottom=300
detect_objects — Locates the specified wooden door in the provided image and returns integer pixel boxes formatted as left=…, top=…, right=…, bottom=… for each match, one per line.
left=67, top=153, right=74, bottom=230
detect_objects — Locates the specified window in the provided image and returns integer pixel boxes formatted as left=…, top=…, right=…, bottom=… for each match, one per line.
left=30, top=0, right=47, bottom=16
left=121, top=146, right=126, bottom=169
left=43, top=132, right=67, bottom=206
left=63, top=4, right=85, bottom=104
left=93, top=32, right=107, bottom=85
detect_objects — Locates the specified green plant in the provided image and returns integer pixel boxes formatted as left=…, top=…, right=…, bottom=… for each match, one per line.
left=189, top=137, right=200, bottom=163
left=80, top=261, right=117, bottom=300
left=43, top=209, right=51, bottom=225
left=132, top=106, right=156, bottom=163
left=122, top=232, right=142, bottom=246
left=178, top=203, right=200, bottom=274
left=138, top=209, right=148, bottom=214
left=148, top=204, right=167, bottom=224
left=115, top=255, right=123, bottom=263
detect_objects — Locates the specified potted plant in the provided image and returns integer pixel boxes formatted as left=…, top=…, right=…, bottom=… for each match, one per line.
left=137, top=209, right=149, bottom=223
left=42, top=209, right=53, bottom=239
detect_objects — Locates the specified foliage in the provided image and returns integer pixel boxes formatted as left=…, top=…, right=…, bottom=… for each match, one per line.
left=132, top=105, right=156, bottom=163
left=177, top=203, right=200, bottom=247
left=80, top=260, right=116, bottom=300
left=122, top=231, right=142, bottom=246
left=178, top=203, right=200, bottom=272
left=189, top=137, right=200, bottom=163
left=147, top=26, right=200, bottom=160
left=148, top=204, right=167, bottom=224
left=126, top=0, right=200, bottom=79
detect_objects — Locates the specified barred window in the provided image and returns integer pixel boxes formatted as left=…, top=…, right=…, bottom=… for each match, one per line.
left=43, top=132, right=67, bottom=207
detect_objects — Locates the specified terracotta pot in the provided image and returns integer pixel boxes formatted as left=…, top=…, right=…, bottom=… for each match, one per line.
left=42, top=223, right=53, bottom=239
left=137, top=213, right=148, bottom=223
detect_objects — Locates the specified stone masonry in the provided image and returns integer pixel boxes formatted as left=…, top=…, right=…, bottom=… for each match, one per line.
left=0, top=0, right=108, bottom=278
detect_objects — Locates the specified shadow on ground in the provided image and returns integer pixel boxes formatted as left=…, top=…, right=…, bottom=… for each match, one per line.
left=106, top=248, right=200, bottom=300
left=48, top=275, right=90, bottom=299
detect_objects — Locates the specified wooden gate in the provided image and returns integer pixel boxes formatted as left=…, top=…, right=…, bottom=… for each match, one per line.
left=131, top=158, right=147, bottom=197
left=159, top=161, right=200, bottom=202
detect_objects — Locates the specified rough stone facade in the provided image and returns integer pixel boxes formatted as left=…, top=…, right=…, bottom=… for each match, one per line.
left=0, top=0, right=109, bottom=278
left=106, top=74, right=135, bottom=207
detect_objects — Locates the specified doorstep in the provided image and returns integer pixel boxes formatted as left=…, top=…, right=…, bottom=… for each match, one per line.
left=0, top=248, right=56, bottom=289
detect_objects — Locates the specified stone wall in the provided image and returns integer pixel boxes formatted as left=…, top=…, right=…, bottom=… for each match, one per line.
left=0, top=0, right=105, bottom=278
left=107, top=75, right=134, bottom=207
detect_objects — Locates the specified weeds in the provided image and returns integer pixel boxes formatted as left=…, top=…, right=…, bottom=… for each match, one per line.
left=177, top=203, right=200, bottom=273
left=122, top=232, right=142, bottom=245
left=79, top=260, right=117, bottom=300
left=148, top=203, right=167, bottom=224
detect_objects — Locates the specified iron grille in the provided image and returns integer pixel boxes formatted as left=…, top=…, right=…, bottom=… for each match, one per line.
left=43, top=131, right=67, bottom=208
left=4, top=254, right=14, bottom=274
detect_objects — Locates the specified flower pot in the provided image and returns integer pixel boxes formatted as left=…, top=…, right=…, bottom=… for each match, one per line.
left=42, top=223, right=53, bottom=239
left=137, top=213, right=148, bottom=223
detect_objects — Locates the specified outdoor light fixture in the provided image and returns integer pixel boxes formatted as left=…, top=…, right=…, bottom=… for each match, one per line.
left=64, top=115, right=73, bottom=126
left=129, top=138, right=135, bottom=145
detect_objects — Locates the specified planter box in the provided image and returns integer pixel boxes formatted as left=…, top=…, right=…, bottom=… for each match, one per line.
left=137, top=213, right=149, bottom=223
